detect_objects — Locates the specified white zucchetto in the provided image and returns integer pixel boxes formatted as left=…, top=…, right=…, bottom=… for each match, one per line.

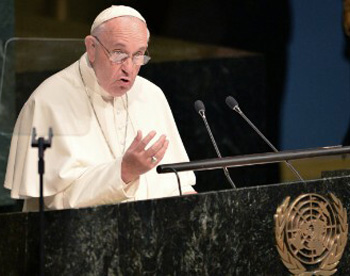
left=90, top=5, right=147, bottom=34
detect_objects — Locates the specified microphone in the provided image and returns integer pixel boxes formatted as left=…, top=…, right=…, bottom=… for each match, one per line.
left=225, top=96, right=304, bottom=182
left=194, top=100, right=236, bottom=189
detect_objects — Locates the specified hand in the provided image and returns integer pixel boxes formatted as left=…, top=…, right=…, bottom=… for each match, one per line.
left=121, top=130, right=169, bottom=183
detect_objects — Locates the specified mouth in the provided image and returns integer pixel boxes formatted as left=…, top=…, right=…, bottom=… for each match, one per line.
left=119, top=77, right=130, bottom=84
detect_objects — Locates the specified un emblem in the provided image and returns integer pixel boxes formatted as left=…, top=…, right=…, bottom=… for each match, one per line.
left=274, top=193, right=348, bottom=275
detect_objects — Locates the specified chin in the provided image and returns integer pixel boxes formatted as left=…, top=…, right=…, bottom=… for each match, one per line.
left=109, top=91, right=127, bottom=97
left=108, top=87, right=130, bottom=97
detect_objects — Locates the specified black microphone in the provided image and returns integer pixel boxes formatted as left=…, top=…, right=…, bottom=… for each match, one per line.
left=225, top=96, right=304, bottom=182
left=194, top=100, right=236, bottom=189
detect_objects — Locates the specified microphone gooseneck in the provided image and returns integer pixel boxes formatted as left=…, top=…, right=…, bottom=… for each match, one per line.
left=194, top=100, right=236, bottom=189
left=225, top=96, right=304, bottom=182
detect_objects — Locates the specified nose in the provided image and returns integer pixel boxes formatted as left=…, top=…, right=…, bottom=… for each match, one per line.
left=120, top=57, right=134, bottom=74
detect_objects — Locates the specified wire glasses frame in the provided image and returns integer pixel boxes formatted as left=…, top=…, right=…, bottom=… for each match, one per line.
left=93, top=35, right=151, bottom=66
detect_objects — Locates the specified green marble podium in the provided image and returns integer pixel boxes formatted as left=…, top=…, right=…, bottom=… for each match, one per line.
left=0, top=173, right=349, bottom=275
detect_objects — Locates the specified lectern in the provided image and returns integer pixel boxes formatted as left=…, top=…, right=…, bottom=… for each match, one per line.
left=0, top=168, right=349, bottom=275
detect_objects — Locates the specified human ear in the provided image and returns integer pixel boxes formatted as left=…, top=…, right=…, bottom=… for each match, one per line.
left=85, top=35, right=97, bottom=63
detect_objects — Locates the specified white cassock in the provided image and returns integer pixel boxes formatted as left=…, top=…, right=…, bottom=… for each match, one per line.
left=4, top=53, right=196, bottom=211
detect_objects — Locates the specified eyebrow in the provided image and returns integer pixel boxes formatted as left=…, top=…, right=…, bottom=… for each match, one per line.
left=111, top=43, right=148, bottom=53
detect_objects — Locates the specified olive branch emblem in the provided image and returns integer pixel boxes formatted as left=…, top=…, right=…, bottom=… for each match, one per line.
left=274, top=193, right=348, bottom=276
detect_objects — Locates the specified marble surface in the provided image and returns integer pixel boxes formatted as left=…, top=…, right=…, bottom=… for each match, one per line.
left=322, top=169, right=350, bottom=178
left=0, top=176, right=349, bottom=275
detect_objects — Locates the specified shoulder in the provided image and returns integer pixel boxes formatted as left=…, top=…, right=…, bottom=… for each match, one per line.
left=131, top=76, right=167, bottom=102
left=29, top=60, right=83, bottom=104
left=21, top=59, right=90, bottom=119
left=128, top=76, right=174, bottom=120
left=134, top=76, right=162, bottom=91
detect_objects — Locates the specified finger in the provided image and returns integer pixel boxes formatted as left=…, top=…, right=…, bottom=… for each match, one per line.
left=145, top=134, right=167, bottom=157
left=135, top=130, right=157, bottom=151
left=150, top=139, right=169, bottom=164
left=127, top=130, right=142, bottom=151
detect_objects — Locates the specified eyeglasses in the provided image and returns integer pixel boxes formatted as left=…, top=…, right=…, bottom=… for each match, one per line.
left=93, top=36, right=151, bottom=66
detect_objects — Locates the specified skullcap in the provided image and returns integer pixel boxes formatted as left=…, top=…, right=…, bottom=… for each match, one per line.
left=91, top=5, right=147, bottom=34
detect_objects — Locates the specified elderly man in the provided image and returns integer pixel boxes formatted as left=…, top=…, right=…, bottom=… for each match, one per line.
left=4, top=5, right=196, bottom=211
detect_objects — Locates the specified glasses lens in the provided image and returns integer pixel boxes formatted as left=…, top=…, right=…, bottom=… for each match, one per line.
left=111, top=52, right=128, bottom=64
left=110, top=53, right=151, bottom=65
left=133, top=55, right=151, bottom=65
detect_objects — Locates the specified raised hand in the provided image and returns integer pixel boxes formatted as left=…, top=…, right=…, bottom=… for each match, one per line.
left=121, top=130, right=169, bottom=183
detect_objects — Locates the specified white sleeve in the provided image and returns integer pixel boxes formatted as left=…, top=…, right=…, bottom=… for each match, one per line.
left=5, top=93, right=138, bottom=210
left=44, top=157, right=139, bottom=209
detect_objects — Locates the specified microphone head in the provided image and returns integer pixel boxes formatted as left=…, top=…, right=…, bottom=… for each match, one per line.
left=194, top=100, right=205, bottom=113
left=225, top=96, right=239, bottom=109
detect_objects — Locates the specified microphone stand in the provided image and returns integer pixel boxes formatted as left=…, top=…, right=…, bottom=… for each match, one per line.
left=226, top=96, right=304, bottom=182
left=194, top=100, right=236, bottom=189
left=237, top=108, right=304, bottom=182
left=198, top=110, right=236, bottom=189
left=31, top=127, right=53, bottom=276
